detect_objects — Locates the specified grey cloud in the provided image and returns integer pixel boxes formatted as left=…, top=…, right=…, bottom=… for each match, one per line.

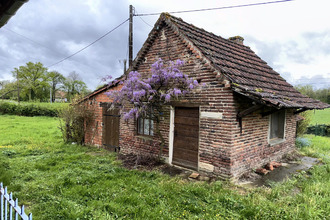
left=244, top=33, right=330, bottom=88
left=295, top=74, right=330, bottom=89
left=244, top=36, right=284, bottom=68
left=246, top=30, right=330, bottom=67
left=302, top=31, right=330, bottom=55
left=0, top=0, right=150, bottom=90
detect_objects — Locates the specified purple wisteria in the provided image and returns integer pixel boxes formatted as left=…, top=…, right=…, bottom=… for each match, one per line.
left=106, top=58, right=199, bottom=157
left=106, top=59, right=199, bottom=121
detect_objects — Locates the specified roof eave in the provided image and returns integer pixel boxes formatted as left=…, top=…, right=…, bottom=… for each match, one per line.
left=0, top=0, right=28, bottom=28
left=78, top=78, right=123, bottom=103
left=232, top=86, right=330, bottom=110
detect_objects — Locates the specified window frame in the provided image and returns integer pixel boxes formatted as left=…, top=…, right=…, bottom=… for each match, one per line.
left=137, top=116, right=154, bottom=136
left=268, top=109, right=286, bottom=145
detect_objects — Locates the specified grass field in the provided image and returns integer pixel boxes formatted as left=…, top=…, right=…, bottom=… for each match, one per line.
left=0, top=115, right=329, bottom=219
left=310, top=108, right=330, bottom=125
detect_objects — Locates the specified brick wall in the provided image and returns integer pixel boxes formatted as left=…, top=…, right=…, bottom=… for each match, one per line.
left=230, top=108, right=296, bottom=179
left=84, top=86, right=122, bottom=146
left=118, top=24, right=241, bottom=178
left=84, top=22, right=297, bottom=179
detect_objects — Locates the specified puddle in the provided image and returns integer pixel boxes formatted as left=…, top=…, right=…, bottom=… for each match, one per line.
left=239, top=157, right=321, bottom=187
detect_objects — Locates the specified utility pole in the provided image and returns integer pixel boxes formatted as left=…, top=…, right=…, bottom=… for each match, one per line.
left=16, top=71, right=20, bottom=104
left=123, top=59, right=127, bottom=74
left=129, top=5, right=134, bottom=69
left=50, top=87, right=52, bottom=103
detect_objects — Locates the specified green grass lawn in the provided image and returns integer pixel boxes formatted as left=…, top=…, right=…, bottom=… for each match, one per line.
left=0, top=115, right=329, bottom=219
left=310, top=108, right=330, bottom=125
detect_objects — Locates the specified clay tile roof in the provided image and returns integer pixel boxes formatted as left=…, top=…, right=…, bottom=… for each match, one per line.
left=81, top=13, right=329, bottom=109
left=162, top=13, right=329, bottom=110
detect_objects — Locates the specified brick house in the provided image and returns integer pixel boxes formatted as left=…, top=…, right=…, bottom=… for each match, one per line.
left=82, top=13, right=329, bottom=179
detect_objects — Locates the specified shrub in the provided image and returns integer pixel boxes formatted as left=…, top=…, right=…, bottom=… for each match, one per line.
left=306, top=124, right=330, bottom=137
left=58, top=97, right=94, bottom=145
left=296, top=111, right=312, bottom=136
left=0, top=101, right=59, bottom=117
left=295, top=137, right=311, bottom=148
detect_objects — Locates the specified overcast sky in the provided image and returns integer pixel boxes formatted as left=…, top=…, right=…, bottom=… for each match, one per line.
left=0, top=0, right=329, bottom=90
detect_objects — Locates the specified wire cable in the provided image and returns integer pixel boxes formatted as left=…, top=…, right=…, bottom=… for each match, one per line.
left=138, top=15, right=154, bottom=27
left=3, top=27, right=58, bottom=53
left=135, top=0, right=294, bottom=16
left=3, top=27, right=105, bottom=70
left=47, top=18, right=129, bottom=68
left=135, top=9, right=153, bottom=28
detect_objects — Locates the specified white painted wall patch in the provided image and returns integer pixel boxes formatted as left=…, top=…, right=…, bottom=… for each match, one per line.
left=200, top=112, right=223, bottom=119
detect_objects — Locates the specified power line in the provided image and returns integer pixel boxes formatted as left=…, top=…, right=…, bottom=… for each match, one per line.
left=135, top=0, right=294, bottom=16
left=3, top=28, right=103, bottom=71
left=3, top=26, right=107, bottom=70
left=47, top=18, right=129, bottom=68
left=138, top=16, right=153, bottom=28
left=3, top=27, right=57, bottom=53
left=135, top=9, right=153, bottom=28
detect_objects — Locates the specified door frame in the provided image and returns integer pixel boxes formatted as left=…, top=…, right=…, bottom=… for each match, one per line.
left=168, top=106, right=200, bottom=169
left=168, top=106, right=175, bottom=164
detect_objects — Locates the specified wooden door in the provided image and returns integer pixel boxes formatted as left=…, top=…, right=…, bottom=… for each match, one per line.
left=102, top=106, right=120, bottom=152
left=172, top=107, right=199, bottom=170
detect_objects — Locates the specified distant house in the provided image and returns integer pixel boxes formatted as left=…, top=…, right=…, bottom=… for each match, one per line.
left=82, top=13, right=329, bottom=179
left=55, top=90, right=67, bottom=102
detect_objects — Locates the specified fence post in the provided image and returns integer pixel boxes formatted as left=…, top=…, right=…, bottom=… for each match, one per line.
left=1, top=182, right=3, bottom=220
left=15, top=199, right=18, bottom=220
left=9, top=193, right=13, bottom=220
left=4, top=187, right=7, bottom=220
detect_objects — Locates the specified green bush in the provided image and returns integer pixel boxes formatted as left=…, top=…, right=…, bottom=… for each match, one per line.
left=296, top=111, right=312, bottom=136
left=0, top=102, right=58, bottom=117
left=307, top=124, right=330, bottom=137
left=58, top=101, right=95, bottom=145
left=295, top=137, right=311, bottom=148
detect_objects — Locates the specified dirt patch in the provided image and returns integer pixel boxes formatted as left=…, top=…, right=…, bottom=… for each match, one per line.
left=281, top=149, right=302, bottom=163
left=117, top=153, right=209, bottom=179
left=117, top=153, right=163, bottom=170
left=238, top=171, right=263, bottom=183
left=161, top=165, right=184, bottom=176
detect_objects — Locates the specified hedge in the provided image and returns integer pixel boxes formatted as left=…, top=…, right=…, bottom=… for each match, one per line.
left=0, top=102, right=58, bottom=117
left=306, top=124, right=330, bottom=137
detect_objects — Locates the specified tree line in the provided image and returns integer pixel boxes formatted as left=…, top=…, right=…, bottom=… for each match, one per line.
left=0, top=62, right=90, bottom=102
left=295, top=85, right=330, bottom=104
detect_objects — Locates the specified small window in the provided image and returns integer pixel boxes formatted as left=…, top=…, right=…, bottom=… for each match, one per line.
left=269, top=110, right=285, bottom=141
left=137, top=117, right=154, bottom=136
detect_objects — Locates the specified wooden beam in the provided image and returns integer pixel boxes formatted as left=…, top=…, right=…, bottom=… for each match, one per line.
left=128, top=5, right=134, bottom=68
left=169, top=101, right=209, bottom=107
left=261, top=108, right=281, bottom=117
left=237, top=104, right=263, bottom=134
left=99, top=102, right=112, bottom=107
left=294, top=108, right=308, bottom=115
left=237, top=104, right=263, bottom=118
